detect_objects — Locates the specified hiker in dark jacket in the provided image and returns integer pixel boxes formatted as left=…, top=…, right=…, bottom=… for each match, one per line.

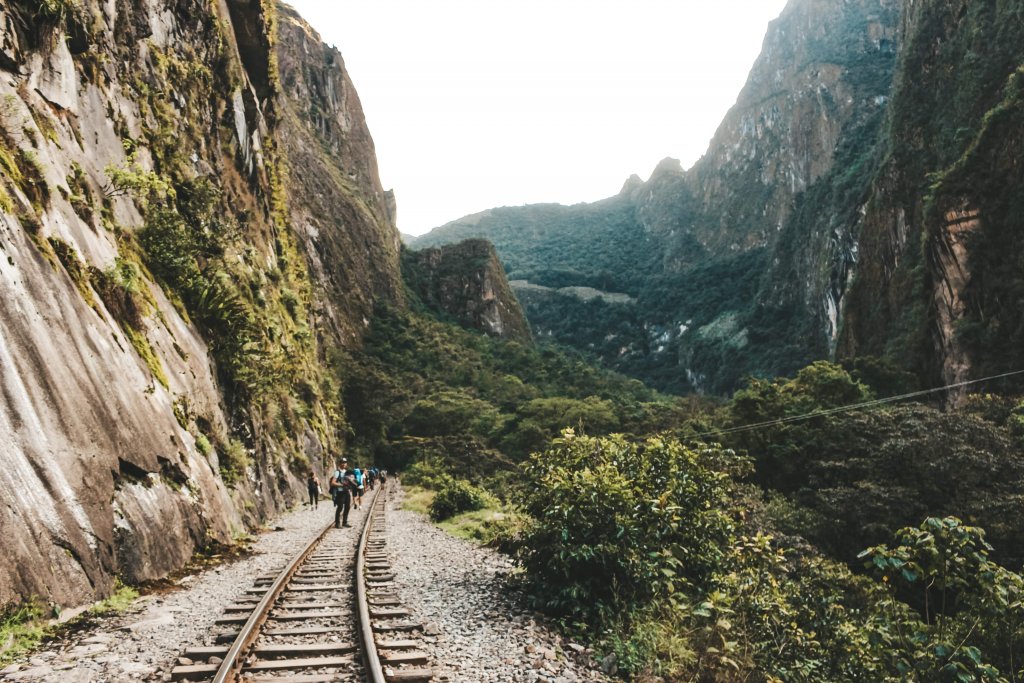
left=306, top=471, right=320, bottom=509
left=329, top=458, right=356, bottom=528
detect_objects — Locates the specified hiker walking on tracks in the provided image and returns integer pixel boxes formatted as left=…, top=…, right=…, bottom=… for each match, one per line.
left=330, top=458, right=356, bottom=528
left=352, top=465, right=365, bottom=509
left=306, top=470, right=321, bottom=509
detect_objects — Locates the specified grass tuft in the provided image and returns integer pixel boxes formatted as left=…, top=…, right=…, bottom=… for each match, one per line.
left=123, top=325, right=168, bottom=389
left=0, top=581, right=138, bottom=666
left=0, top=600, right=49, bottom=666
left=401, top=485, right=527, bottom=549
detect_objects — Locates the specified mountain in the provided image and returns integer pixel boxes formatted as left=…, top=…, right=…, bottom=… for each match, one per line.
left=413, top=0, right=1024, bottom=397
left=412, top=0, right=901, bottom=393
left=0, top=0, right=404, bottom=609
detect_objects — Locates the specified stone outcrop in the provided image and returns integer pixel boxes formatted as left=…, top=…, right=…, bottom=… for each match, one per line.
left=404, top=239, right=532, bottom=342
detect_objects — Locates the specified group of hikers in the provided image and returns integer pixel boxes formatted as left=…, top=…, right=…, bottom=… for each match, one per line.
left=305, top=459, right=388, bottom=528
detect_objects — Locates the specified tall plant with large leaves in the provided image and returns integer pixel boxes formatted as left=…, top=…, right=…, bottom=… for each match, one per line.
left=860, top=517, right=1024, bottom=682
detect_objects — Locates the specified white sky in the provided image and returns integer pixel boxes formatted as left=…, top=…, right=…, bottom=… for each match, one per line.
left=285, top=0, right=790, bottom=235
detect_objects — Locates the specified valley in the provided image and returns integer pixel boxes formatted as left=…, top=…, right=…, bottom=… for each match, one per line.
left=1, top=0, right=1023, bottom=681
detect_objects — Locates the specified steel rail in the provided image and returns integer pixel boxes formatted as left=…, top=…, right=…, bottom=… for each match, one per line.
left=211, top=487, right=378, bottom=683
left=356, top=482, right=388, bottom=683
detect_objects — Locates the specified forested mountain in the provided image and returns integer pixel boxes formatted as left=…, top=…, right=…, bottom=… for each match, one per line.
left=413, top=0, right=1024, bottom=398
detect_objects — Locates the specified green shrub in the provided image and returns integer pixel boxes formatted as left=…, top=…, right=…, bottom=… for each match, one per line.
left=403, top=391, right=502, bottom=438
left=686, top=534, right=892, bottom=681
left=400, top=459, right=447, bottom=489
left=219, top=438, right=249, bottom=486
left=428, top=479, right=491, bottom=521
left=194, top=433, right=212, bottom=457
left=90, top=258, right=147, bottom=329
left=438, top=506, right=530, bottom=551
left=137, top=204, right=203, bottom=294
left=15, top=149, right=48, bottom=207
left=280, top=287, right=300, bottom=317
left=859, top=517, right=1024, bottom=680
left=47, top=237, right=96, bottom=308
left=1008, top=402, right=1024, bottom=441
left=517, top=432, right=740, bottom=622
left=25, top=0, right=74, bottom=23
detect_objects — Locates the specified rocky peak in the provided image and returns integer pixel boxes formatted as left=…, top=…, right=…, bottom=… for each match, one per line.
left=619, top=173, right=644, bottom=196
left=679, top=0, right=898, bottom=255
left=650, top=157, right=683, bottom=179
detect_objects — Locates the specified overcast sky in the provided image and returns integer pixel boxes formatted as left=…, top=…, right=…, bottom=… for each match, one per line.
left=285, top=0, right=790, bottom=236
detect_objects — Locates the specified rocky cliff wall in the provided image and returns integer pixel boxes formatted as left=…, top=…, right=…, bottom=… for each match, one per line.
left=837, top=0, right=1024, bottom=393
left=275, top=4, right=404, bottom=345
left=0, top=0, right=403, bottom=610
left=676, top=0, right=898, bottom=252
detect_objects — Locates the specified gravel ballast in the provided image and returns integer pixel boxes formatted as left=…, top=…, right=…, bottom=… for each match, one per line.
left=1, top=486, right=616, bottom=682
left=385, top=486, right=613, bottom=683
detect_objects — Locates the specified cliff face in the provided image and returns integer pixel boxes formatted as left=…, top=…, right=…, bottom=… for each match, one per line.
left=275, top=4, right=404, bottom=344
left=0, top=0, right=403, bottom=609
left=634, top=0, right=897, bottom=260
left=404, top=239, right=532, bottom=342
left=838, top=0, right=1024, bottom=393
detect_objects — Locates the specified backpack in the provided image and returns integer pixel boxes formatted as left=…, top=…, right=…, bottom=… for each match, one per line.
left=354, top=468, right=363, bottom=486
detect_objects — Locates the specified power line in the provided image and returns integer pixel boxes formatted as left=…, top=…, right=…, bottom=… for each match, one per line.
left=693, top=368, right=1024, bottom=441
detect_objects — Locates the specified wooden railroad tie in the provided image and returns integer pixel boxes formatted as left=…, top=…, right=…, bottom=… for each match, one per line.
left=171, top=656, right=355, bottom=681
left=381, top=650, right=429, bottom=665
left=384, top=668, right=435, bottom=682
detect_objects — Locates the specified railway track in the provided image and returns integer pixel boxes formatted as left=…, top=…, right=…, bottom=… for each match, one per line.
left=170, top=482, right=434, bottom=682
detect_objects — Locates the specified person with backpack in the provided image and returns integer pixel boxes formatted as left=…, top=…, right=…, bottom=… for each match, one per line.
left=329, top=458, right=356, bottom=528
left=352, top=465, right=364, bottom=509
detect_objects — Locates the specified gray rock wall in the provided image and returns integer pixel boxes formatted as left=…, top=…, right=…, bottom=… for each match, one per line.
left=0, top=2, right=247, bottom=607
left=0, top=0, right=401, bottom=609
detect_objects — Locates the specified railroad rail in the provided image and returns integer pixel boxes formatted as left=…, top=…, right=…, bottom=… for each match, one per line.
left=170, top=481, right=433, bottom=682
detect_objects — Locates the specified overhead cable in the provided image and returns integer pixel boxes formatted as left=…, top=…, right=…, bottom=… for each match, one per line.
left=693, top=368, right=1024, bottom=441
